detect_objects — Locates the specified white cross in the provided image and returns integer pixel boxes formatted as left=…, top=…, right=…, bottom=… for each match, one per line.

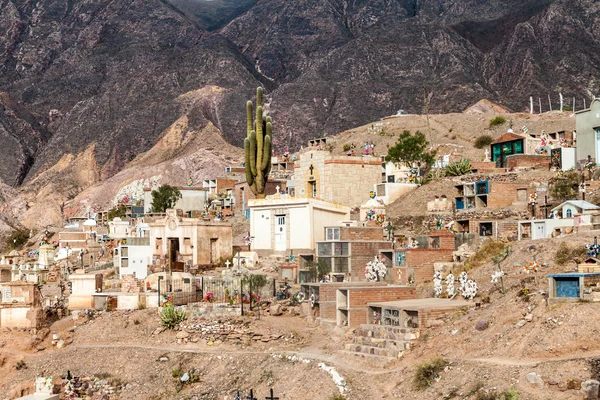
left=276, top=185, right=280, bottom=194
left=225, top=260, right=231, bottom=268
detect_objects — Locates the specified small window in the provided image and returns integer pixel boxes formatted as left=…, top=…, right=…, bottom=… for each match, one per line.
left=479, top=222, right=493, bottom=236
left=312, top=181, right=317, bottom=198
left=326, top=227, right=340, bottom=241
left=566, top=209, right=572, bottom=218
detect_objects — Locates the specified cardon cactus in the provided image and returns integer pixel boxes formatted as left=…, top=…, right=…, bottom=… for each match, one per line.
left=244, top=87, right=272, bottom=197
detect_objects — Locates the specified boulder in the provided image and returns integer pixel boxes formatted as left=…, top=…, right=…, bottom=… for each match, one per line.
left=582, top=380, right=600, bottom=400
left=524, top=313, right=533, bottom=322
left=270, top=304, right=283, bottom=316
left=516, top=320, right=527, bottom=328
left=176, top=331, right=190, bottom=339
left=567, top=378, right=582, bottom=390
left=526, top=372, right=543, bottom=387
left=475, top=320, right=489, bottom=331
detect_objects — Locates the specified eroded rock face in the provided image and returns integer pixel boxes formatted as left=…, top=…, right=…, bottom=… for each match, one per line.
left=0, top=0, right=599, bottom=186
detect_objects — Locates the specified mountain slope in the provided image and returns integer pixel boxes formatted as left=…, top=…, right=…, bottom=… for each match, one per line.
left=0, top=0, right=598, bottom=188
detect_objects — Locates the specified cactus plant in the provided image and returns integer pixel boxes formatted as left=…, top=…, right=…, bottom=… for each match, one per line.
left=244, top=87, right=272, bottom=198
left=445, top=158, right=472, bottom=177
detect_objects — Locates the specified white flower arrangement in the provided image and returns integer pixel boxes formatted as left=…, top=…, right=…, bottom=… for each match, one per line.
left=364, top=256, right=387, bottom=282
left=458, top=271, right=478, bottom=300
left=433, top=271, right=443, bottom=297
left=445, top=273, right=455, bottom=298
left=491, top=270, right=504, bottom=283
left=462, top=279, right=478, bottom=300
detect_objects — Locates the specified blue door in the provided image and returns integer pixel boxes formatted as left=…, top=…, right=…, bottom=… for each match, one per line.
left=556, top=278, right=580, bottom=298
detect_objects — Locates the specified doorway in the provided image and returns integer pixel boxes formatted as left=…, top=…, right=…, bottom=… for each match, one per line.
left=168, top=238, right=180, bottom=272
left=275, top=215, right=286, bottom=251
left=210, top=238, right=218, bottom=264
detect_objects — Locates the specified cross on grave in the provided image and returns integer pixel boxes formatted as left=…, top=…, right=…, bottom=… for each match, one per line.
left=246, top=389, right=257, bottom=400
left=233, top=253, right=245, bottom=270
left=276, top=185, right=280, bottom=194
left=265, top=388, right=280, bottom=400
left=225, top=260, right=232, bottom=269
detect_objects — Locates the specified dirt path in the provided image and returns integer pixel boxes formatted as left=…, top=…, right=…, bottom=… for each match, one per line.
left=465, top=350, right=600, bottom=367
left=74, top=342, right=402, bottom=375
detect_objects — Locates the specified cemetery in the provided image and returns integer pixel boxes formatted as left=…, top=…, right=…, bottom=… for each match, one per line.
left=3, top=89, right=600, bottom=400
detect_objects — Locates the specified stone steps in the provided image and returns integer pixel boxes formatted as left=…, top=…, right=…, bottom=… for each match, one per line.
left=344, top=324, right=420, bottom=360
left=352, top=336, right=410, bottom=351
left=344, top=343, right=404, bottom=358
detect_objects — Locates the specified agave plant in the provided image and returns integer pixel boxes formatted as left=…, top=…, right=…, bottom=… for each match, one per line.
left=445, top=159, right=472, bottom=177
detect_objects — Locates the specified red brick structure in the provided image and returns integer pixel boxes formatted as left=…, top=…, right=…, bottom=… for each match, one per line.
left=337, top=285, right=416, bottom=327
left=316, top=225, right=392, bottom=281
left=403, top=230, right=455, bottom=283
left=300, top=282, right=387, bottom=321
left=506, top=154, right=551, bottom=170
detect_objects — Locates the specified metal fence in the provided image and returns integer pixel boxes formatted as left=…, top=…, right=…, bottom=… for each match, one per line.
left=160, top=275, right=276, bottom=306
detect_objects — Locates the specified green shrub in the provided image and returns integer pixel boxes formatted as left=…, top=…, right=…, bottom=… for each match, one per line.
left=489, top=116, right=506, bottom=128
left=474, top=135, right=494, bottom=149
left=342, top=144, right=351, bottom=152
left=445, top=159, right=472, bottom=177
left=413, top=357, right=447, bottom=390
left=328, top=395, right=346, bottom=400
left=159, top=305, right=186, bottom=329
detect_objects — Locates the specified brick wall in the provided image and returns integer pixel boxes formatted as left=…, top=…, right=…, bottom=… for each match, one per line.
left=344, top=286, right=416, bottom=328
left=340, top=227, right=385, bottom=241
left=506, top=154, right=550, bottom=170
left=350, top=241, right=393, bottom=279
left=300, top=282, right=386, bottom=320
left=347, top=286, right=416, bottom=308
left=406, top=249, right=454, bottom=283
left=486, top=182, right=522, bottom=207
left=59, top=232, right=87, bottom=241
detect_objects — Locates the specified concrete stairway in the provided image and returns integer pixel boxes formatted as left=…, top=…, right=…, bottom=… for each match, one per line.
left=344, top=324, right=419, bottom=359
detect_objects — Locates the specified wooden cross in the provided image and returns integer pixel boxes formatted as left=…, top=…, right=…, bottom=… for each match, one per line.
left=265, top=388, right=280, bottom=400
left=246, top=389, right=257, bottom=400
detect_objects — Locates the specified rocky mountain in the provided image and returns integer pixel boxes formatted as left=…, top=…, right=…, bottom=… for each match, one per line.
left=0, top=0, right=599, bottom=189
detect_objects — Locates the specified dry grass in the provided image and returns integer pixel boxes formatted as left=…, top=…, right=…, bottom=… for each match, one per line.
left=464, top=240, right=508, bottom=270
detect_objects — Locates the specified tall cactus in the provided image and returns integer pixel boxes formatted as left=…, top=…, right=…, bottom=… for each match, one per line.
left=244, top=87, right=272, bottom=198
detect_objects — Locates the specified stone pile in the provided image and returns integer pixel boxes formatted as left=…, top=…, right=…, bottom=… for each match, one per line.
left=457, top=173, right=520, bottom=183
left=121, top=274, right=143, bottom=293
left=176, top=318, right=290, bottom=345
left=60, top=374, right=125, bottom=399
